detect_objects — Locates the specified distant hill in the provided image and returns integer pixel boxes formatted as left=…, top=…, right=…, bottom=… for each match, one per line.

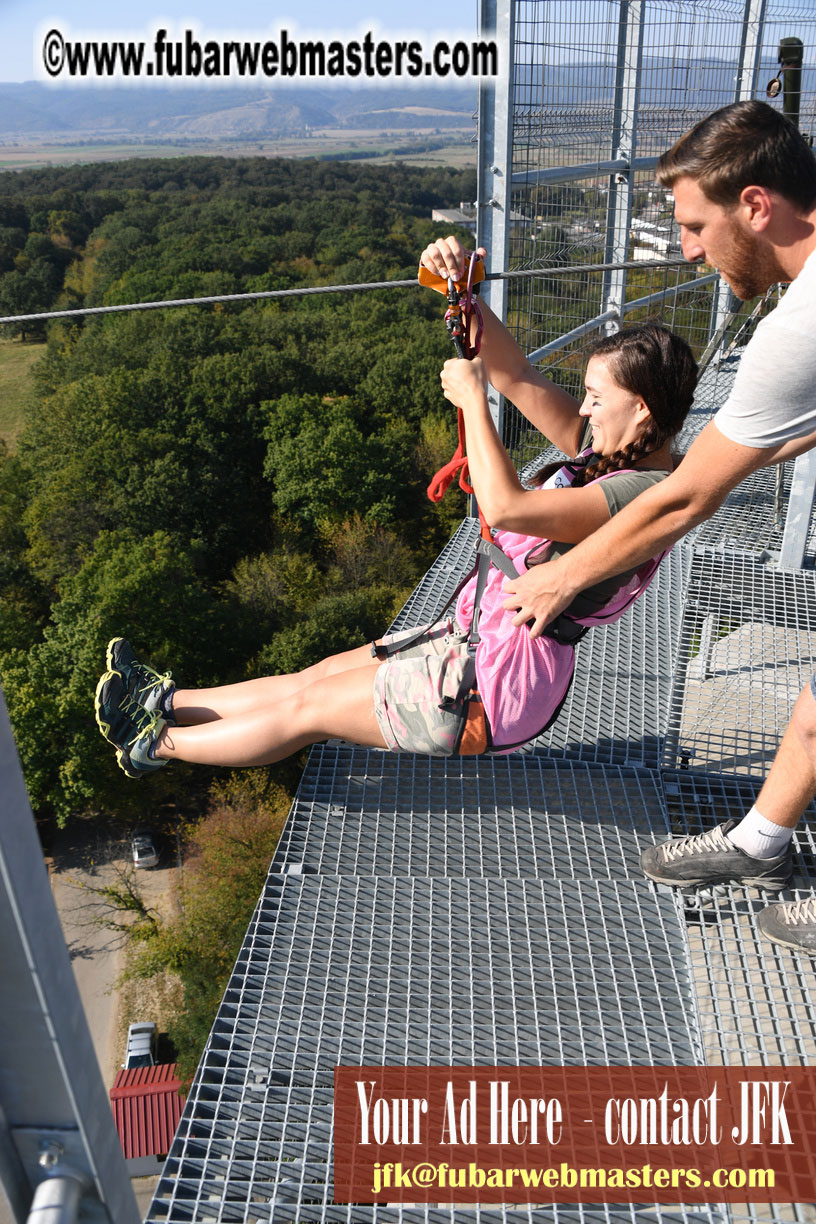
left=3, top=59, right=811, bottom=146
left=0, top=83, right=475, bottom=140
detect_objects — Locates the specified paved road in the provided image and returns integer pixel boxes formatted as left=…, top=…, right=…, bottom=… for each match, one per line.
left=42, top=827, right=174, bottom=1221
left=49, top=824, right=177, bottom=1082
left=49, top=828, right=128, bottom=1084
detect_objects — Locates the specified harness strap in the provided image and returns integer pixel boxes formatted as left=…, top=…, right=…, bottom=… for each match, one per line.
left=466, top=548, right=492, bottom=654
left=475, top=535, right=520, bottom=581
left=370, top=561, right=479, bottom=661
left=426, top=402, right=473, bottom=504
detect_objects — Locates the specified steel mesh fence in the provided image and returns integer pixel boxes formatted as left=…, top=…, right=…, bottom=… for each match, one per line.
left=501, top=0, right=816, bottom=471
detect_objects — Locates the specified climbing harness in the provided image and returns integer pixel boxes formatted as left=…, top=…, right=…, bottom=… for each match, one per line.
left=376, top=438, right=668, bottom=756
left=375, top=264, right=671, bottom=755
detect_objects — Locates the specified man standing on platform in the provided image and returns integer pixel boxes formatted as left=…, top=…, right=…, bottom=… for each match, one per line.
left=501, top=100, right=816, bottom=954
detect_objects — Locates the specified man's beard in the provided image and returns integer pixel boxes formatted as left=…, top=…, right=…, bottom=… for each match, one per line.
left=719, top=223, right=784, bottom=301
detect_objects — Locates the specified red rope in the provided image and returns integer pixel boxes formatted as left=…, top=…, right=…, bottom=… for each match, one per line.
left=427, top=406, right=474, bottom=501
left=427, top=254, right=490, bottom=538
left=426, top=407, right=491, bottom=539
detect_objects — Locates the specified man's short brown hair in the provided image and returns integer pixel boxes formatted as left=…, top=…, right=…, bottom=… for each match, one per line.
left=657, top=100, right=816, bottom=212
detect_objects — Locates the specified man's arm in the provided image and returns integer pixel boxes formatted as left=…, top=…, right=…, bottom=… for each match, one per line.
left=501, top=420, right=774, bottom=636
left=761, top=426, right=816, bottom=465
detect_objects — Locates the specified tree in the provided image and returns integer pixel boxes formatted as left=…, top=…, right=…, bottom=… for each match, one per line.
left=264, top=393, right=413, bottom=530
left=258, top=585, right=402, bottom=675
left=0, top=528, right=248, bottom=825
left=1, top=154, right=481, bottom=830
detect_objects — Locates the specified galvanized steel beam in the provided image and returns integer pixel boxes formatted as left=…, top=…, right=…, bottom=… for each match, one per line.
left=601, top=0, right=645, bottom=333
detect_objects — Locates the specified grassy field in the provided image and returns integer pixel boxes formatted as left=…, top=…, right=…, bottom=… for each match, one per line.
left=0, top=130, right=475, bottom=172
left=0, top=337, right=43, bottom=450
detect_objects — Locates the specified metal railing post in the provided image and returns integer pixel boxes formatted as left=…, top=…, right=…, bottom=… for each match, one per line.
left=708, top=0, right=770, bottom=350
left=779, top=450, right=816, bottom=569
left=736, top=0, right=769, bottom=99
left=773, top=33, right=811, bottom=568
left=601, top=0, right=645, bottom=333
left=477, top=0, right=515, bottom=333
left=477, top=0, right=515, bottom=494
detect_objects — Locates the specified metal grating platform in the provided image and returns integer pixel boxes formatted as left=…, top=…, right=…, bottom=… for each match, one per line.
left=661, top=772, right=816, bottom=1069
left=686, top=465, right=816, bottom=562
left=663, top=550, right=816, bottom=777
left=147, top=287, right=816, bottom=1223
left=269, top=749, right=671, bottom=881
left=674, top=352, right=739, bottom=453
left=387, top=518, right=481, bottom=635
left=148, top=872, right=705, bottom=1224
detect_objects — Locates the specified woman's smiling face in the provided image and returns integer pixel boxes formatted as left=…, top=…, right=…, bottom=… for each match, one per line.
left=579, top=354, right=652, bottom=456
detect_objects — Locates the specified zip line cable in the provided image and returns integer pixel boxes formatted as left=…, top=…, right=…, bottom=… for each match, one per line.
left=0, top=258, right=697, bottom=327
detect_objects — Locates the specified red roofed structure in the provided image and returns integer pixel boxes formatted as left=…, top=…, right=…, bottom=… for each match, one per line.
left=110, top=1063, right=186, bottom=1166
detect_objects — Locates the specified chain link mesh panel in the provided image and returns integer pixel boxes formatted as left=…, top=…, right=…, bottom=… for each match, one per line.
left=502, top=0, right=816, bottom=471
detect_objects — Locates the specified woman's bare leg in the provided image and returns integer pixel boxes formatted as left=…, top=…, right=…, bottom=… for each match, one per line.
left=156, top=661, right=387, bottom=766
left=170, top=641, right=379, bottom=724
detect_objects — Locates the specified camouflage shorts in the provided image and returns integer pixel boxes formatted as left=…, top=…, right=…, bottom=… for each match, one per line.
left=373, top=618, right=477, bottom=755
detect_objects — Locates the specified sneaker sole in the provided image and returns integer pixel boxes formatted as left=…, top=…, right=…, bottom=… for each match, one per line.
left=115, top=748, right=141, bottom=779
left=643, top=865, right=791, bottom=891
left=94, top=670, right=121, bottom=745
left=106, top=636, right=128, bottom=672
left=115, top=746, right=166, bottom=779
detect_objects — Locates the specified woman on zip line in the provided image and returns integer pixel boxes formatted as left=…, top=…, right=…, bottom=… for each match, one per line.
left=94, top=234, right=697, bottom=775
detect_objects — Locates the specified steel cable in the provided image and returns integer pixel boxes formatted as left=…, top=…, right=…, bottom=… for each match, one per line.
left=0, top=258, right=696, bottom=326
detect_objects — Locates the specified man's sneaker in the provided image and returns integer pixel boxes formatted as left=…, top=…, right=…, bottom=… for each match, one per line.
left=94, top=670, right=167, bottom=778
left=106, top=637, right=175, bottom=724
left=641, top=819, right=793, bottom=890
left=758, top=897, right=816, bottom=954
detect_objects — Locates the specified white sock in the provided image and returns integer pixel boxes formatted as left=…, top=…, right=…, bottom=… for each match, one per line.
left=726, top=806, right=794, bottom=858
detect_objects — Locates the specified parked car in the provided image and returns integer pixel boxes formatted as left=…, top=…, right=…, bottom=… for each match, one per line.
left=131, top=828, right=159, bottom=869
left=123, top=1021, right=157, bottom=1069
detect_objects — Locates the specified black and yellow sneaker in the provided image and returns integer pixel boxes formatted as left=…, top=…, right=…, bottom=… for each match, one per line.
left=106, top=637, right=175, bottom=725
left=94, top=670, right=167, bottom=778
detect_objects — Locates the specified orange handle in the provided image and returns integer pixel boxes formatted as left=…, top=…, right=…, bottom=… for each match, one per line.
left=418, top=255, right=485, bottom=295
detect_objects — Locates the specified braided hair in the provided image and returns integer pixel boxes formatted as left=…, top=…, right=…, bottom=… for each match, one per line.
left=535, top=323, right=698, bottom=488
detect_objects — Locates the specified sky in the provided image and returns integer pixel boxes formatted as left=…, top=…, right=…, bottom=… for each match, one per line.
left=0, top=0, right=479, bottom=83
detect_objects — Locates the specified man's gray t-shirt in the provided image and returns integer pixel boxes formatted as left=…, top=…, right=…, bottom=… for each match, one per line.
left=714, top=247, right=816, bottom=449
